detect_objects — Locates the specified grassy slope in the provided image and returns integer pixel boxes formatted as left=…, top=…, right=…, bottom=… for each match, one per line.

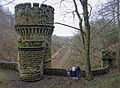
left=89, top=75, right=120, bottom=88
left=0, top=71, right=9, bottom=86
left=0, top=69, right=18, bottom=87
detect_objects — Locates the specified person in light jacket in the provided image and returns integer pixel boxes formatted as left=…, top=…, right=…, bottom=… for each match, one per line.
left=72, top=65, right=76, bottom=77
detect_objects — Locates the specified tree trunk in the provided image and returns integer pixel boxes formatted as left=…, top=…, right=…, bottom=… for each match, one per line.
left=117, top=0, right=120, bottom=73
left=79, top=20, right=85, bottom=49
left=73, top=0, right=93, bottom=80
left=82, top=0, right=93, bottom=80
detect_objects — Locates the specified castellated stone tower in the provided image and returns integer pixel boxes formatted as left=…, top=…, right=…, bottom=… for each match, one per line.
left=14, top=3, right=54, bottom=81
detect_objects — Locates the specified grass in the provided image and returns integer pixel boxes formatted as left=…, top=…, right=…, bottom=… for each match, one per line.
left=0, top=68, right=18, bottom=73
left=0, top=72, right=9, bottom=85
left=0, top=69, right=18, bottom=86
left=89, top=75, right=120, bottom=88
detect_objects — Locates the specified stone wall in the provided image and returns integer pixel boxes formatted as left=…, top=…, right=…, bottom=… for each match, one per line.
left=102, top=50, right=116, bottom=68
left=18, top=48, right=44, bottom=81
left=14, top=3, right=54, bottom=81
left=0, top=61, right=109, bottom=78
left=0, top=61, right=18, bottom=71
left=44, top=65, right=109, bottom=77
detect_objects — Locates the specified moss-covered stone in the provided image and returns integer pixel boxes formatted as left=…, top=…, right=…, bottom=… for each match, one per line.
left=15, top=3, right=54, bottom=26
left=18, top=50, right=44, bottom=81
left=102, top=50, right=116, bottom=68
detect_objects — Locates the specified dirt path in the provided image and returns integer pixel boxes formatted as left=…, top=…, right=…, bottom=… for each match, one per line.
left=0, top=69, right=83, bottom=88
left=0, top=68, right=120, bottom=88
left=51, top=47, right=70, bottom=68
left=56, top=47, right=70, bottom=68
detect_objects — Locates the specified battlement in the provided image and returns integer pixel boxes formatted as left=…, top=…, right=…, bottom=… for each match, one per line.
left=15, top=3, right=54, bottom=26
left=15, top=3, right=54, bottom=11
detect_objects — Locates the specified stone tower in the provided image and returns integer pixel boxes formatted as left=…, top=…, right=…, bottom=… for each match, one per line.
left=14, top=3, right=54, bottom=81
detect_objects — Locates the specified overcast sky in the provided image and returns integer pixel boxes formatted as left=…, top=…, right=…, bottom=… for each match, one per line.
left=1, top=0, right=106, bottom=36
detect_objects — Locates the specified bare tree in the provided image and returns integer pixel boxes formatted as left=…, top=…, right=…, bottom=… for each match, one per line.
left=53, top=0, right=93, bottom=80
left=116, top=0, right=120, bottom=72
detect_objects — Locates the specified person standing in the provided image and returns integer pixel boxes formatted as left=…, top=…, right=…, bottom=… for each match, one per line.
left=72, top=66, right=76, bottom=77
left=66, top=68, right=71, bottom=77
left=76, top=66, right=81, bottom=78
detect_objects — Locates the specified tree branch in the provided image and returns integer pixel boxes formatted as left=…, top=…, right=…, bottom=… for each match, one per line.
left=42, top=0, right=48, bottom=4
left=88, top=3, right=92, bottom=17
left=100, top=1, right=117, bottom=11
left=79, top=0, right=84, bottom=6
left=73, top=0, right=85, bottom=47
left=55, top=22, right=85, bottom=34
left=2, top=0, right=15, bottom=4
left=90, top=15, right=117, bottom=40
left=73, top=0, right=82, bottom=22
left=0, top=0, right=15, bottom=7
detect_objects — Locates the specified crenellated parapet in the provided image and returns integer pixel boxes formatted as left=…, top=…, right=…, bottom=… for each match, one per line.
left=14, top=3, right=54, bottom=82
left=15, top=3, right=54, bottom=26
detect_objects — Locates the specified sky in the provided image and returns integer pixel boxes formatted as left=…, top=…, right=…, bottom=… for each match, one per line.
left=1, top=0, right=106, bottom=36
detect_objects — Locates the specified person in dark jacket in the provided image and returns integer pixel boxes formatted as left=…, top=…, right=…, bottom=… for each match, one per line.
left=76, top=66, right=81, bottom=78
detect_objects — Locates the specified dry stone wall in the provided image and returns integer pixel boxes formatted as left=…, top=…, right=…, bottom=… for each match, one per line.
left=14, top=3, right=54, bottom=81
